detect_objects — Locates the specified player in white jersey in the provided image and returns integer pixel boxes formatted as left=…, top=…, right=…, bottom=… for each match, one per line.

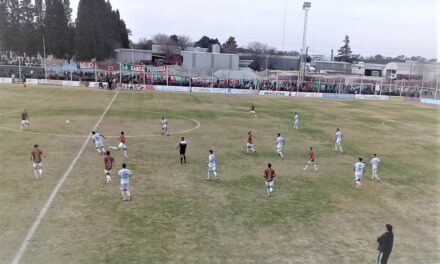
left=207, top=149, right=218, bottom=181
left=91, top=131, right=106, bottom=155
left=370, top=154, right=381, bottom=182
left=161, top=117, right=169, bottom=135
left=353, top=157, right=365, bottom=190
left=118, top=163, right=132, bottom=201
left=275, top=133, right=285, bottom=159
left=335, top=128, right=343, bottom=153
left=293, top=112, right=299, bottom=130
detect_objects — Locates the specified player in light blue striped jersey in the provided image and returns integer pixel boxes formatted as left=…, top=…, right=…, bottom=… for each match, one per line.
left=118, top=163, right=132, bottom=201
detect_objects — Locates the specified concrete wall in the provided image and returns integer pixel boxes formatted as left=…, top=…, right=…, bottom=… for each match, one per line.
left=115, top=49, right=153, bottom=64
left=315, top=61, right=352, bottom=74
left=181, top=51, right=239, bottom=72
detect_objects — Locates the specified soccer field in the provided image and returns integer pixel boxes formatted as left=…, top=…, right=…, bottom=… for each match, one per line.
left=0, top=85, right=438, bottom=264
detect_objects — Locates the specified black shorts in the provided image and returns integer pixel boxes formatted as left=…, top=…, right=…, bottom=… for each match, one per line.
left=180, top=150, right=186, bottom=155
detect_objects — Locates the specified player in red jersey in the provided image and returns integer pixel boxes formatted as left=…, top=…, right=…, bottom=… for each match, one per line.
left=110, top=131, right=128, bottom=158
left=249, top=103, right=257, bottom=118
left=263, top=163, right=276, bottom=197
left=30, top=144, right=44, bottom=179
left=20, top=110, right=30, bottom=131
left=246, top=131, right=256, bottom=154
left=103, top=151, right=115, bottom=183
left=303, top=147, right=318, bottom=171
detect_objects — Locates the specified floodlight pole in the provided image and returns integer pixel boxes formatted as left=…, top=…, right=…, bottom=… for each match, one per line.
left=18, top=57, right=22, bottom=80
left=298, top=2, right=311, bottom=87
left=42, top=35, right=47, bottom=79
left=435, top=79, right=438, bottom=100
left=265, top=55, right=268, bottom=80
left=119, top=62, right=122, bottom=87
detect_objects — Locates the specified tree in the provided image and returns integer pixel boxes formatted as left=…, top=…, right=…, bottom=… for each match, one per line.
left=194, top=35, right=220, bottom=51
left=247, top=41, right=269, bottom=71
left=152, top=33, right=171, bottom=45
left=175, top=35, right=192, bottom=50
left=44, top=0, right=71, bottom=58
left=19, top=0, right=36, bottom=53
left=4, top=0, right=21, bottom=52
left=334, top=35, right=358, bottom=63
left=133, top=37, right=153, bottom=50
left=75, top=0, right=130, bottom=60
left=0, top=0, right=8, bottom=50
left=221, top=36, right=237, bottom=54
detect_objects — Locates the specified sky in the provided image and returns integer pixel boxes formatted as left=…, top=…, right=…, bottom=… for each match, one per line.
left=70, top=0, right=439, bottom=59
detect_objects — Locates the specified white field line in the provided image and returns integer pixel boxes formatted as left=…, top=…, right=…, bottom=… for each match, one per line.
left=10, top=91, right=119, bottom=264
left=0, top=108, right=200, bottom=138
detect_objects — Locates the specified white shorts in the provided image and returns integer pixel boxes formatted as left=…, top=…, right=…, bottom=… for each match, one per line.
left=118, top=142, right=127, bottom=149
left=372, top=166, right=378, bottom=174
left=247, top=143, right=254, bottom=149
left=308, top=160, right=315, bottom=165
left=250, top=110, right=256, bottom=115
left=354, top=172, right=363, bottom=181
left=335, top=140, right=341, bottom=146
left=104, top=169, right=111, bottom=175
left=276, top=146, right=283, bottom=153
left=95, top=141, right=104, bottom=149
left=21, top=120, right=30, bottom=125
left=208, top=164, right=216, bottom=173
left=265, top=180, right=274, bottom=188
left=162, top=125, right=168, bottom=130
left=33, top=162, right=42, bottom=169
left=120, top=182, right=129, bottom=191
left=294, top=121, right=298, bottom=126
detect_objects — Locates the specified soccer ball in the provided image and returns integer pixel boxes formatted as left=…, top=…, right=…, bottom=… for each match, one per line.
left=65, top=120, right=70, bottom=124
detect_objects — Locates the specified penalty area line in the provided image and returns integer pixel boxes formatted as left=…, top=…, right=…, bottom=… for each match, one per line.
left=10, top=91, right=119, bottom=264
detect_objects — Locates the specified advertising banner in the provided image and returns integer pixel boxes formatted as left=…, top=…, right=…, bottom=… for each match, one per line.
left=155, top=85, right=191, bottom=92
left=402, top=97, right=419, bottom=102
left=224, top=88, right=259, bottom=95
left=192, top=87, right=227, bottom=94
left=420, top=98, right=440, bottom=105
left=322, top=93, right=354, bottom=99
left=25, top=79, right=40, bottom=85
left=258, top=90, right=291, bottom=96
left=118, top=83, right=154, bottom=91
left=88, top=82, right=109, bottom=88
left=40, top=79, right=63, bottom=86
left=62, top=81, right=80, bottom=87
left=146, top=66, right=167, bottom=72
left=295, top=92, right=323, bottom=98
left=78, top=62, right=95, bottom=69
left=0, top=78, right=13, bottom=84
left=355, top=94, right=389, bottom=100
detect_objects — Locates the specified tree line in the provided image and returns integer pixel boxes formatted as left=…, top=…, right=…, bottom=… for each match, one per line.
left=0, top=0, right=129, bottom=60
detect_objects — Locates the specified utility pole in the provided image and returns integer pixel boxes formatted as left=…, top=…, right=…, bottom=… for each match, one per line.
left=43, top=35, right=47, bottom=79
left=298, top=2, right=311, bottom=86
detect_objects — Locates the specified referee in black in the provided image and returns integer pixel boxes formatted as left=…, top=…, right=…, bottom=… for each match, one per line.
left=377, top=224, right=394, bottom=264
left=176, top=137, right=187, bottom=164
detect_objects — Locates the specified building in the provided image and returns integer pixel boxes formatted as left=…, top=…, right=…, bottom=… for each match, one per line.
left=114, top=49, right=154, bottom=64
left=352, top=63, right=385, bottom=77
left=181, top=44, right=239, bottom=72
left=313, top=61, right=352, bottom=74
left=267, top=55, right=300, bottom=71
left=382, top=61, right=440, bottom=81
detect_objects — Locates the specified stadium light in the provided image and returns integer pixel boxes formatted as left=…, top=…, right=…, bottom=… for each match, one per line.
left=298, top=2, right=311, bottom=89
